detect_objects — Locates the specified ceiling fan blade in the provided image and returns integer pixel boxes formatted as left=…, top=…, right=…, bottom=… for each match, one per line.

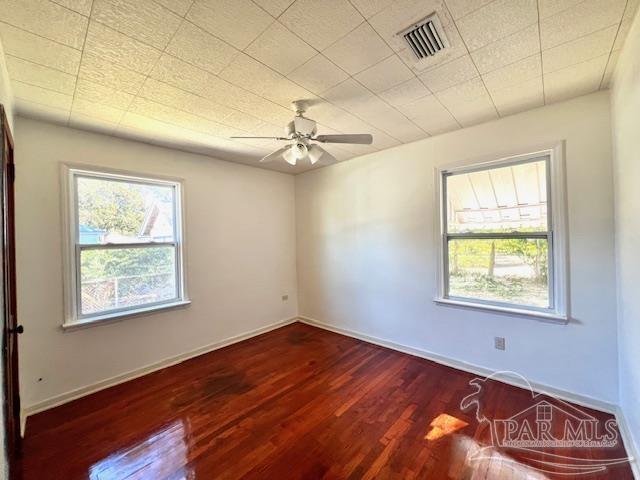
left=314, top=134, right=373, bottom=145
left=232, top=136, right=288, bottom=140
left=260, top=146, right=291, bottom=163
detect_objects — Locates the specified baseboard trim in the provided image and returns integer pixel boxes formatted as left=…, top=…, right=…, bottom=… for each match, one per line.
left=616, top=406, right=640, bottom=479
left=298, top=315, right=618, bottom=415
left=22, top=317, right=298, bottom=421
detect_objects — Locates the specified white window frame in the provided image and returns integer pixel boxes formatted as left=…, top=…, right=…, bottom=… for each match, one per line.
left=434, top=143, right=569, bottom=323
left=61, top=165, right=189, bottom=329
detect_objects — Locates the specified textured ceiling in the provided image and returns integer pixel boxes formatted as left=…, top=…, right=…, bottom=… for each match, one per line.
left=0, top=0, right=637, bottom=174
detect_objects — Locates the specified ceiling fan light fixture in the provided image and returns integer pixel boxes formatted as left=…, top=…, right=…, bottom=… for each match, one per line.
left=308, top=145, right=324, bottom=165
left=282, top=147, right=297, bottom=165
left=293, top=142, right=308, bottom=160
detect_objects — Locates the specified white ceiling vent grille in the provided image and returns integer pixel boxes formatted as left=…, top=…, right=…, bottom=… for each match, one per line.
left=398, top=14, right=449, bottom=60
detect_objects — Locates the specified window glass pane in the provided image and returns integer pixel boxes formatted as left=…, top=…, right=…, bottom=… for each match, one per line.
left=80, top=246, right=177, bottom=315
left=447, top=238, right=549, bottom=308
left=77, top=176, right=175, bottom=244
left=446, top=159, right=548, bottom=233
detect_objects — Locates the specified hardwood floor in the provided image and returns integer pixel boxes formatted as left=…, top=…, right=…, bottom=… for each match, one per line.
left=20, top=322, right=633, bottom=479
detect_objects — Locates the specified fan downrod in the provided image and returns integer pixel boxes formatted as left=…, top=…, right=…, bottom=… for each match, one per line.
left=291, top=100, right=307, bottom=116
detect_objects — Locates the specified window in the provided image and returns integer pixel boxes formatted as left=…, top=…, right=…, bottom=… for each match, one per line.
left=64, top=168, right=187, bottom=327
left=436, top=147, right=567, bottom=321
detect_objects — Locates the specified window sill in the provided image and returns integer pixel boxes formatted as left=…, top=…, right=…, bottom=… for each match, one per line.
left=434, top=297, right=568, bottom=324
left=62, top=300, right=191, bottom=331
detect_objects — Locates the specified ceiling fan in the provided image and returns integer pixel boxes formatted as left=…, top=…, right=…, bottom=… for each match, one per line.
left=230, top=100, right=373, bottom=166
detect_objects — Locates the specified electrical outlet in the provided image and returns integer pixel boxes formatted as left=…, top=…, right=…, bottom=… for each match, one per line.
left=282, top=294, right=289, bottom=301
left=494, top=336, right=505, bottom=351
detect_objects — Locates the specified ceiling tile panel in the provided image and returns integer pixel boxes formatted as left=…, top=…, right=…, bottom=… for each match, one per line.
left=413, top=113, right=459, bottom=135
left=75, top=77, right=134, bottom=110
left=224, top=112, right=275, bottom=134
left=129, top=97, right=240, bottom=138
left=540, top=0, right=626, bottom=49
left=354, top=55, right=414, bottom=93
left=370, top=114, right=426, bottom=142
left=447, top=93, right=498, bottom=127
left=323, top=23, right=392, bottom=75
left=538, top=0, right=583, bottom=19
left=15, top=98, right=71, bottom=122
left=69, top=113, right=119, bottom=134
left=400, top=95, right=459, bottom=134
left=456, top=0, right=537, bottom=51
left=379, top=77, right=431, bottom=107
left=544, top=54, right=608, bottom=103
left=12, top=80, right=74, bottom=110
left=51, top=0, right=93, bottom=16
left=0, top=0, right=88, bottom=48
left=150, top=53, right=210, bottom=95
left=542, top=25, right=617, bottom=73
left=445, top=0, right=494, bottom=19
left=0, top=0, right=630, bottom=172
left=488, top=77, right=544, bottom=116
left=78, top=52, right=146, bottom=95
left=118, top=112, right=241, bottom=154
left=397, top=93, right=441, bottom=117
left=322, top=78, right=374, bottom=113
left=470, top=24, right=540, bottom=74
left=166, top=22, right=239, bottom=75
left=153, top=0, right=194, bottom=16
left=279, top=0, right=363, bottom=51
left=0, top=22, right=82, bottom=75
left=91, top=0, right=182, bottom=49
left=222, top=95, right=293, bottom=127
left=84, top=21, right=162, bottom=74
left=251, top=0, right=294, bottom=17
left=138, top=77, right=263, bottom=131
left=5, top=55, right=76, bottom=94
left=71, top=97, right=125, bottom=123
left=349, top=0, right=394, bottom=19
left=288, top=55, right=349, bottom=94
left=434, top=77, right=488, bottom=109
left=151, top=55, right=292, bottom=126
left=308, top=101, right=373, bottom=133
left=219, top=53, right=314, bottom=107
left=244, top=21, right=316, bottom=75
left=419, top=55, right=479, bottom=93
left=368, top=0, right=452, bottom=53
left=187, top=0, right=273, bottom=50
left=481, top=54, right=541, bottom=92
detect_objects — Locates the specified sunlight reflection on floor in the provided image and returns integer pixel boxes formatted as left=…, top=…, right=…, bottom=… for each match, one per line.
left=425, top=413, right=469, bottom=441
left=88, top=421, right=193, bottom=480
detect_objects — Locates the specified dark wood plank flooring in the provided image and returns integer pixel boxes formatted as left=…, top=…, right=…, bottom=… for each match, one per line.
left=19, top=322, right=633, bottom=479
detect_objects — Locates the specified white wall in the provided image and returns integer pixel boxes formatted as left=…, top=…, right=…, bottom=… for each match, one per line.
left=0, top=38, right=11, bottom=480
left=15, top=118, right=298, bottom=410
left=0, top=38, right=12, bottom=129
left=611, top=6, right=640, bottom=462
left=296, top=91, right=618, bottom=404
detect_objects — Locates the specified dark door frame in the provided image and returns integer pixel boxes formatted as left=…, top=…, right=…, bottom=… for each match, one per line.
left=1, top=104, right=21, bottom=479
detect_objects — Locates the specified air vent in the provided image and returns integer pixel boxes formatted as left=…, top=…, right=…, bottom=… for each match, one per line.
left=398, top=14, right=449, bottom=60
